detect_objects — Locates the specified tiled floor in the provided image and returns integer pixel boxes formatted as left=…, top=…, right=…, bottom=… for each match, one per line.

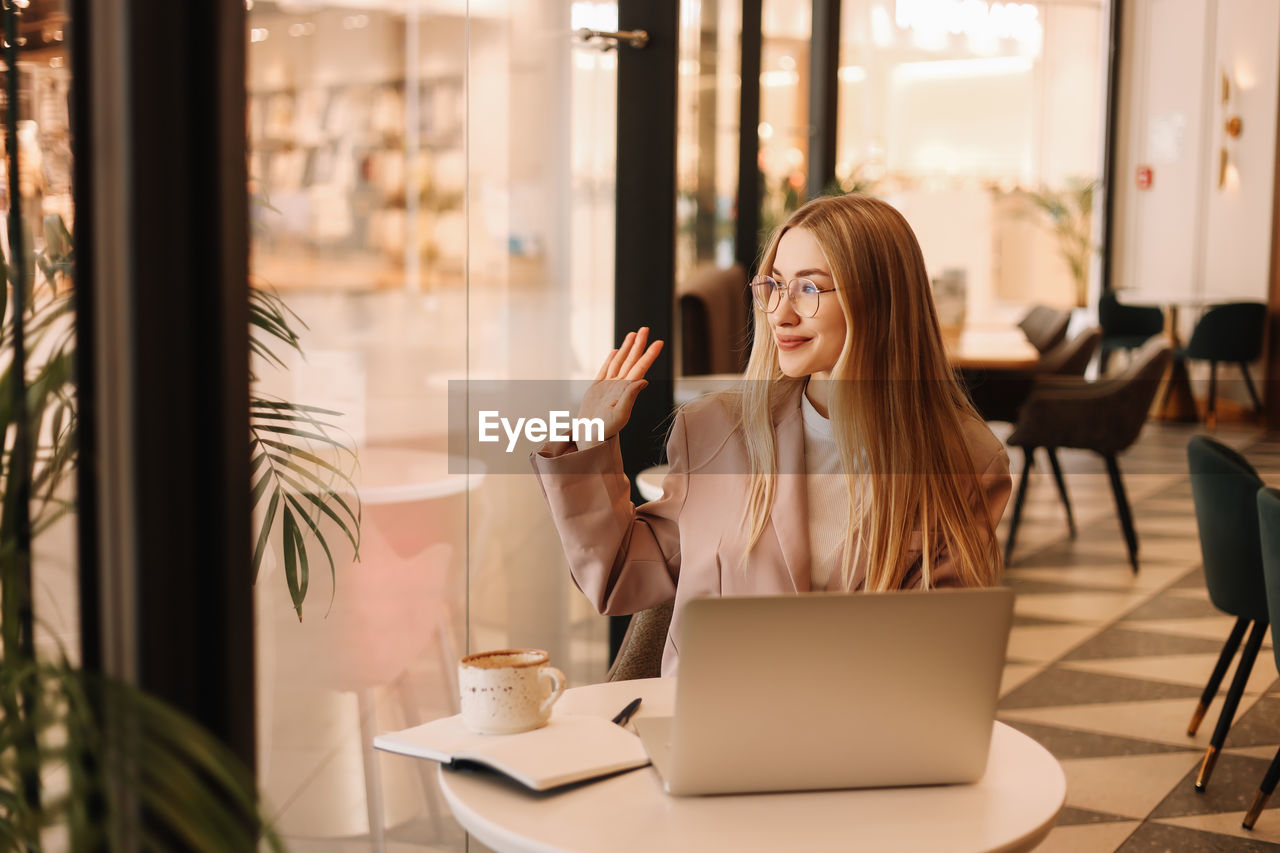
left=995, top=420, right=1280, bottom=851
left=276, top=418, right=1280, bottom=851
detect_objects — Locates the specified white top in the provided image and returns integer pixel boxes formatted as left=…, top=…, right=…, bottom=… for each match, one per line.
left=801, top=393, right=849, bottom=590
left=436, top=678, right=1066, bottom=853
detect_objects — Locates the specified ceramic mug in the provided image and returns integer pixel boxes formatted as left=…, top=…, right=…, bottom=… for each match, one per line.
left=458, top=649, right=567, bottom=734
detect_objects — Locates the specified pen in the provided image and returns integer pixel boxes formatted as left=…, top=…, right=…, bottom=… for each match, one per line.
left=611, top=697, right=642, bottom=727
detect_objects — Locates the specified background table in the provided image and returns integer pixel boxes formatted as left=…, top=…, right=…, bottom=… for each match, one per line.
left=438, top=678, right=1065, bottom=853
left=1113, top=293, right=1209, bottom=422
left=943, top=325, right=1041, bottom=370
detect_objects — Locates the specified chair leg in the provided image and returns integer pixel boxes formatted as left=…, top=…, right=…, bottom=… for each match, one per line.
left=1243, top=743, right=1280, bottom=829
left=357, top=688, right=389, bottom=851
left=1188, top=616, right=1250, bottom=735
left=1207, top=361, right=1218, bottom=429
left=438, top=613, right=461, bottom=713
left=1196, top=619, right=1268, bottom=792
left=395, top=675, right=448, bottom=839
left=1102, top=454, right=1139, bottom=574
left=1005, top=447, right=1034, bottom=568
left=1045, top=448, right=1075, bottom=538
left=1241, top=362, right=1264, bottom=414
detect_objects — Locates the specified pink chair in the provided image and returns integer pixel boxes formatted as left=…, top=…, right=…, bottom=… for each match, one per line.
left=272, top=448, right=479, bottom=848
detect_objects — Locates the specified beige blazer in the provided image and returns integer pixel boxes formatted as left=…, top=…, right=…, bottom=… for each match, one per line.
left=531, top=383, right=1012, bottom=676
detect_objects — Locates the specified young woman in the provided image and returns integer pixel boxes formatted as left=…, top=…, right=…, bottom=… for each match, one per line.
left=531, top=194, right=1011, bottom=676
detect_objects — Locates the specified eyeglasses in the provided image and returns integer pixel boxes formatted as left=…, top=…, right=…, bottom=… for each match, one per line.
left=749, top=275, right=837, bottom=319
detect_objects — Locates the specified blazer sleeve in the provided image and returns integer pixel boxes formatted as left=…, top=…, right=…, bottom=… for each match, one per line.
left=528, top=409, right=689, bottom=615
left=907, top=442, right=1012, bottom=590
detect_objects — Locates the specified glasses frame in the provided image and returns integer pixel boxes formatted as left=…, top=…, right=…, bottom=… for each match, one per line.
left=749, top=275, right=837, bottom=319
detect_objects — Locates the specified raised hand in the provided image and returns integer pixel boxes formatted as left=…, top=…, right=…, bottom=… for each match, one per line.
left=575, top=327, right=664, bottom=449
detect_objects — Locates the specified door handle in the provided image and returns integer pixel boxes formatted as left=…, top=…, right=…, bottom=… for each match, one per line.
left=575, top=28, right=649, bottom=50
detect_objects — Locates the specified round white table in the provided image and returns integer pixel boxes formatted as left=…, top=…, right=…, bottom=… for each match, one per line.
left=438, top=678, right=1065, bottom=853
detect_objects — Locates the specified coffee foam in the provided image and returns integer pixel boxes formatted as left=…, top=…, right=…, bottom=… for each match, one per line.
left=462, top=649, right=546, bottom=669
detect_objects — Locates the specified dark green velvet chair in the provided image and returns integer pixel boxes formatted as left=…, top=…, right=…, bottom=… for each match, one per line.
left=1187, top=436, right=1269, bottom=793
left=1098, top=291, right=1164, bottom=374
left=1004, top=338, right=1170, bottom=571
left=1180, top=302, right=1266, bottom=424
left=1246, top=487, right=1280, bottom=829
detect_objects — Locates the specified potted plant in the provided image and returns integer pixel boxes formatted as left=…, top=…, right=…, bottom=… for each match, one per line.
left=0, top=214, right=361, bottom=846
left=1021, top=178, right=1100, bottom=309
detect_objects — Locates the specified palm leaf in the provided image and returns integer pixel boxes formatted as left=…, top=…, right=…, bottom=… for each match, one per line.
left=250, top=489, right=281, bottom=585
left=248, top=396, right=361, bottom=612
left=0, top=197, right=362, bottom=843
left=283, top=492, right=338, bottom=614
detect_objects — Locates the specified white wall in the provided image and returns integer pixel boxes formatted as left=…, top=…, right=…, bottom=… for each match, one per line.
left=1114, top=0, right=1279, bottom=304
left=1201, top=0, right=1280, bottom=302
left=1114, top=0, right=1212, bottom=301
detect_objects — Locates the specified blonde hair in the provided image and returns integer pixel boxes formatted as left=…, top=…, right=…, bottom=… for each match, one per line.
left=739, top=194, right=1000, bottom=590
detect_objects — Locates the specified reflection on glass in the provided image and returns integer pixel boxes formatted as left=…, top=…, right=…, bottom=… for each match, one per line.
left=248, top=1, right=615, bottom=847
left=760, top=0, right=812, bottom=235
left=675, top=0, right=744, bottom=377
left=4, top=1, right=76, bottom=669
left=675, top=0, right=740, bottom=281
left=0, top=0, right=78, bottom=840
left=836, top=0, right=1105, bottom=314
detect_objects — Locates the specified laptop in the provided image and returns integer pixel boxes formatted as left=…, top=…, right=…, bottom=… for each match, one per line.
left=633, top=587, right=1014, bottom=796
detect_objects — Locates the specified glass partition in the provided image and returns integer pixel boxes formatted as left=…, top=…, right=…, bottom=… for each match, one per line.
left=0, top=3, right=78, bottom=849
left=243, top=1, right=1114, bottom=846
left=675, top=0, right=741, bottom=280
left=11, top=0, right=75, bottom=666
left=248, top=1, right=615, bottom=846
left=675, top=0, right=745, bottom=376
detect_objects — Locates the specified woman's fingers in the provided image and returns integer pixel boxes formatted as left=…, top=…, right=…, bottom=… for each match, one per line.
left=617, top=327, right=649, bottom=377
left=598, top=328, right=663, bottom=384
left=606, top=331, right=638, bottom=380
left=594, top=349, right=618, bottom=382
left=613, top=379, right=649, bottom=420
left=625, top=339, right=664, bottom=381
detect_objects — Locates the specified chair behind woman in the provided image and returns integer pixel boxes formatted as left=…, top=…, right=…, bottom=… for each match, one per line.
left=1187, top=436, right=1269, bottom=793
left=607, top=600, right=675, bottom=681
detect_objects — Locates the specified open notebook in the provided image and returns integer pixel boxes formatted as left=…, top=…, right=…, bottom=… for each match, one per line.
left=374, top=714, right=650, bottom=791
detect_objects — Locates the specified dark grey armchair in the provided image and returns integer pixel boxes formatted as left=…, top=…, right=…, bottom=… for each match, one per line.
left=1017, top=305, right=1072, bottom=355
left=963, top=326, right=1102, bottom=424
left=1004, top=337, right=1173, bottom=572
left=677, top=263, right=748, bottom=375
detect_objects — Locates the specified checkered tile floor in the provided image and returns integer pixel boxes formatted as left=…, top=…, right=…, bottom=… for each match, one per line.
left=994, top=420, right=1280, bottom=852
